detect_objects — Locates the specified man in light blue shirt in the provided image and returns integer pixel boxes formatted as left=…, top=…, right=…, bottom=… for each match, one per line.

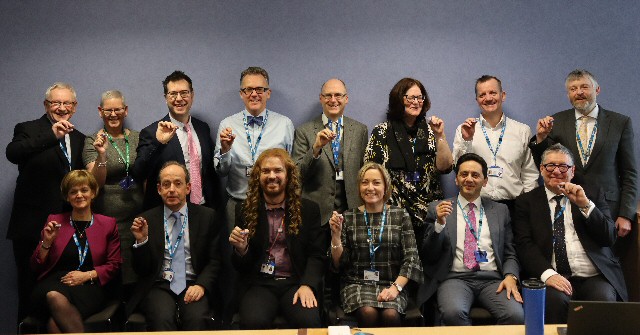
left=215, top=66, right=294, bottom=231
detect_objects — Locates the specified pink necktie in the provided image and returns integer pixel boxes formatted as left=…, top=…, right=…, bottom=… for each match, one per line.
left=463, top=202, right=479, bottom=270
left=185, top=122, right=203, bottom=204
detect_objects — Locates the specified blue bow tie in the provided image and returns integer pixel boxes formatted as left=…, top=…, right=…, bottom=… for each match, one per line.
left=247, top=115, right=264, bottom=126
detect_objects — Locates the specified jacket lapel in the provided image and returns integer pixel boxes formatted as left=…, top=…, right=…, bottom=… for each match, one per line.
left=445, top=198, right=458, bottom=259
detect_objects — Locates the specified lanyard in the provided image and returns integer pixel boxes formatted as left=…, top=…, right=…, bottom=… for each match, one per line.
left=243, top=110, right=269, bottom=163
left=480, top=117, right=506, bottom=165
left=457, top=200, right=484, bottom=250
left=328, top=118, right=342, bottom=170
left=103, top=128, right=130, bottom=175
left=267, top=214, right=286, bottom=255
left=70, top=215, right=93, bottom=270
left=575, top=119, right=597, bottom=163
left=59, top=140, right=71, bottom=170
left=363, top=207, right=387, bottom=269
left=163, top=209, right=188, bottom=267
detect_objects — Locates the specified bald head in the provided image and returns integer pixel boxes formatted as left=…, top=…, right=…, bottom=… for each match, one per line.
left=319, top=78, right=349, bottom=120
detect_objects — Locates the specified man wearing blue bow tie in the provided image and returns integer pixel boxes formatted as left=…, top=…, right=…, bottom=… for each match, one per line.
left=214, top=66, right=294, bottom=322
left=215, top=67, right=294, bottom=232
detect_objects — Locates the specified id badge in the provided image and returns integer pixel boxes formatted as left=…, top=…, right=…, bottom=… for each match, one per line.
left=405, top=171, right=421, bottom=183
left=475, top=250, right=488, bottom=263
left=335, top=170, right=344, bottom=181
left=119, top=175, right=136, bottom=190
left=363, top=269, right=380, bottom=281
left=162, top=269, right=175, bottom=281
left=245, top=165, right=254, bottom=177
left=487, top=165, right=504, bottom=178
left=260, top=255, right=275, bottom=276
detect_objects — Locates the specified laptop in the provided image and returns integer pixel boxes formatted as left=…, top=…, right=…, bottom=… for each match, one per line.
left=556, top=301, right=640, bottom=335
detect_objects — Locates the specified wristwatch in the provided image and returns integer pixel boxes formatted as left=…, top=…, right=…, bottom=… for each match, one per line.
left=505, top=273, right=518, bottom=283
left=391, top=282, right=403, bottom=292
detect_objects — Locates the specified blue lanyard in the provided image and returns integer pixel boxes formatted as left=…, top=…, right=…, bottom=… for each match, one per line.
left=457, top=200, right=484, bottom=250
left=480, top=116, right=506, bottom=165
left=328, top=118, right=342, bottom=170
left=363, top=207, right=387, bottom=269
left=243, top=110, right=269, bottom=163
left=70, top=215, right=93, bottom=270
left=59, top=140, right=71, bottom=170
left=575, top=119, right=597, bottom=163
left=163, top=209, right=188, bottom=266
left=103, top=128, right=130, bottom=175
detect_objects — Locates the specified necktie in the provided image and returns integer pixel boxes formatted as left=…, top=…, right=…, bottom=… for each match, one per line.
left=185, top=122, right=203, bottom=204
left=247, top=115, right=264, bottom=127
left=169, top=212, right=186, bottom=295
left=552, top=195, right=571, bottom=277
left=463, top=202, right=479, bottom=271
left=578, top=116, right=589, bottom=161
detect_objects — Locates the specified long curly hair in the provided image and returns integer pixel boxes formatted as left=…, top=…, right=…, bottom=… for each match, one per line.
left=242, top=148, right=302, bottom=238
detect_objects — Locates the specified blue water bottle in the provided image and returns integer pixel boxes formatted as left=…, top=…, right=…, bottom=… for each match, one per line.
left=522, top=279, right=545, bottom=335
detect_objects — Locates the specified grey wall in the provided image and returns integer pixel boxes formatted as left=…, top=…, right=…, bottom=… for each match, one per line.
left=1, top=1, right=638, bottom=332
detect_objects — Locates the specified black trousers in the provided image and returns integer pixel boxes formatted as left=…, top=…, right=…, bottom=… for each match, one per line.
left=545, top=274, right=618, bottom=324
left=13, top=239, right=38, bottom=324
left=140, top=281, right=210, bottom=331
left=239, top=277, right=321, bottom=329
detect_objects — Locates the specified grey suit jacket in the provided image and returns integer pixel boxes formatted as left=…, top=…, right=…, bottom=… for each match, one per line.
left=529, top=107, right=637, bottom=220
left=417, top=196, right=519, bottom=306
left=293, top=115, right=368, bottom=225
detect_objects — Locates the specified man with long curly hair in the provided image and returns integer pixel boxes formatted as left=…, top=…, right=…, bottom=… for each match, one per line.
left=229, top=148, right=325, bottom=329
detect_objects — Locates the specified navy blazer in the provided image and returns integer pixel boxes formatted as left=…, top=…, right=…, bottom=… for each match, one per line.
left=132, top=114, right=221, bottom=210
left=417, top=196, right=519, bottom=307
left=513, top=185, right=628, bottom=301
left=6, top=115, right=85, bottom=243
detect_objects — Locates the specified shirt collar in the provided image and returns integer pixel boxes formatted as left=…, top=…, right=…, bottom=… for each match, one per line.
left=479, top=112, right=506, bottom=128
left=169, top=114, right=188, bottom=128
left=164, top=203, right=188, bottom=219
left=243, top=109, right=267, bottom=118
left=322, top=113, right=343, bottom=127
left=544, top=187, right=564, bottom=202
left=574, top=104, right=599, bottom=120
left=457, top=194, right=481, bottom=210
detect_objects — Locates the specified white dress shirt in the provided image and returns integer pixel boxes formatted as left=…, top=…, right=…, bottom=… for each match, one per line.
left=453, top=113, right=538, bottom=201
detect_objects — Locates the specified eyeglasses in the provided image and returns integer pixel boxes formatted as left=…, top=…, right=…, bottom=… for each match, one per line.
left=321, top=93, right=347, bottom=101
left=166, top=90, right=192, bottom=100
left=46, top=100, right=77, bottom=108
left=542, top=163, right=572, bottom=173
left=404, top=95, right=425, bottom=102
left=240, top=87, right=269, bottom=95
left=101, top=108, right=126, bottom=115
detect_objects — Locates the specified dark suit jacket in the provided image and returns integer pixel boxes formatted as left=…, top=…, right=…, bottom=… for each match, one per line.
left=513, top=185, right=628, bottom=301
left=293, top=115, right=368, bottom=225
left=231, top=198, right=326, bottom=294
left=30, top=213, right=121, bottom=285
left=132, top=114, right=221, bottom=210
left=126, top=203, right=222, bottom=316
left=529, top=107, right=638, bottom=220
left=417, top=196, right=519, bottom=306
left=6, top=115, right=85, bottom=244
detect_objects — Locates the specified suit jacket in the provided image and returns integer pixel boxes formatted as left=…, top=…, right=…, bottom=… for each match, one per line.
left=293, top=115, right=368, bottom=225
left=30, top=213, right=121, bottom=286
left=6, top=115, right=86, bottom=243
left=132, top=114, right=221, bottom=210
left=529, top=107, right=638, bottom=220
left=231, top=198, right=326, bottom=293
left=513, top=185, right=628, bottom=301
left=417, top=196, right=519, bottom=306
left=126, top=203, right=222, bottom=316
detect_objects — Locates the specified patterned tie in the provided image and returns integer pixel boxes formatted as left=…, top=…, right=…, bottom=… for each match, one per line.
left=552, top=195, right=572, bottom=277
left=169, top=212, right=187, bottom=295
left=185, top=121, right=203, bottom=204
left=247, top=115, right=264, bottom=127
left=578, top=116, right=589, bottom=162
left=463, top=202, right=479, bottom=270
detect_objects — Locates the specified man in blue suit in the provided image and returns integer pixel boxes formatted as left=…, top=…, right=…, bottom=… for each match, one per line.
left=418, top=153, right=523, bottom=325
left=133, top=71, right=220, bottom=210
